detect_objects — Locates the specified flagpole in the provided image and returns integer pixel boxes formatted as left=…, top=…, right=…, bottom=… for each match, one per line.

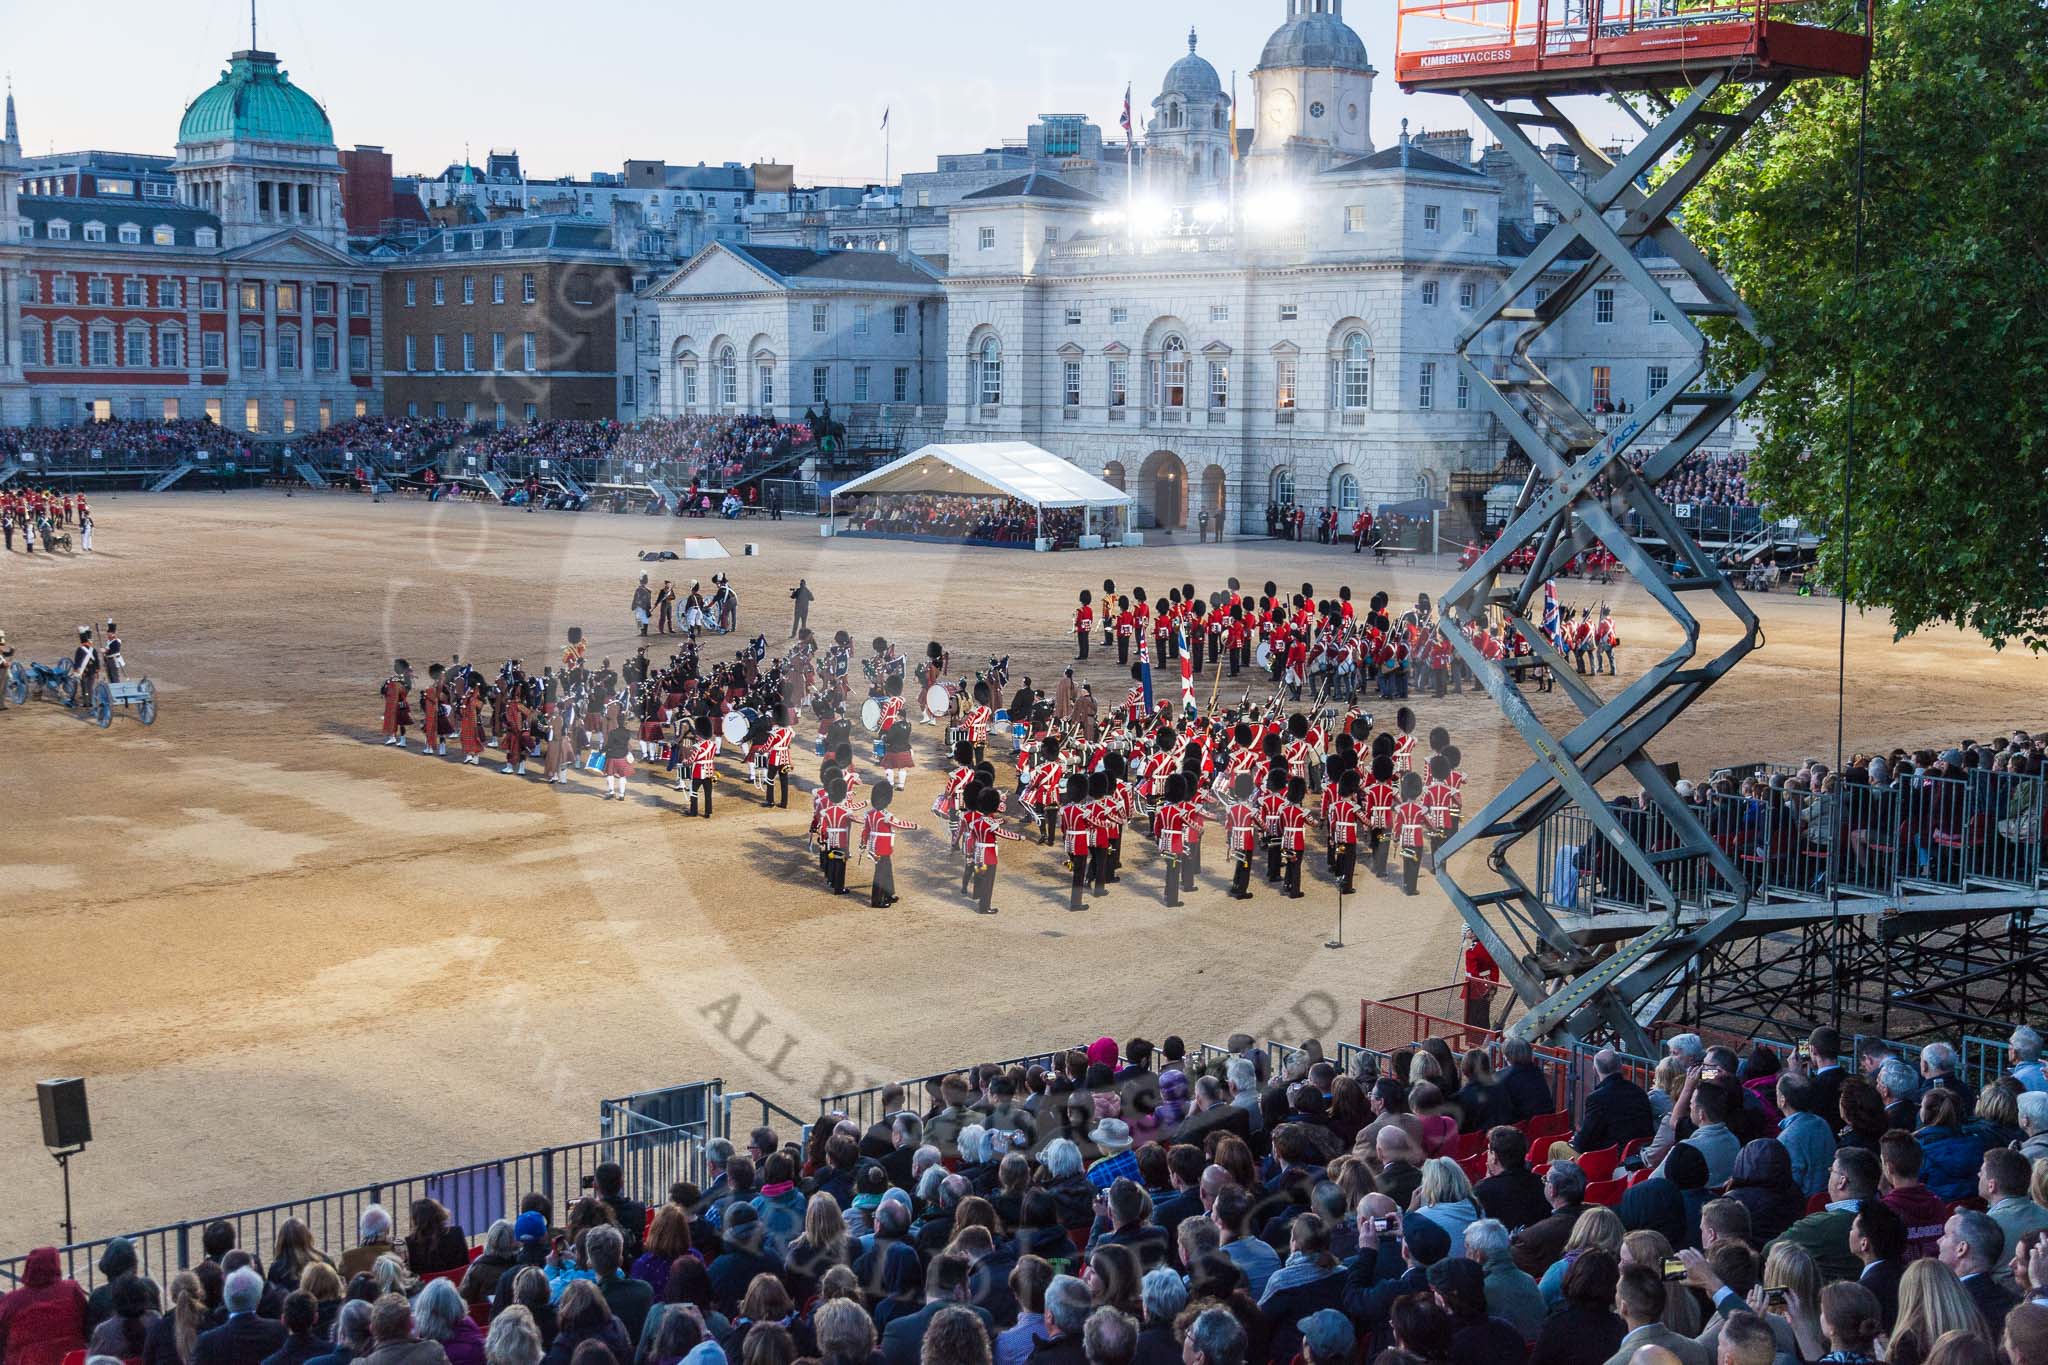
left=1123, top=83, right=1136, bottom=254
left=1229, top=70, right=1239, bottom=233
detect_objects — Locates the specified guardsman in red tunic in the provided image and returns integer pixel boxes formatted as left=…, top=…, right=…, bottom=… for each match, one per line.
left=1594, top=606, right=1619, bottom=675
left=459, top=682, right=485, bottom=764
left=1392, top=706, right=1418, bottom=776
left=1115, top=596, right=1135, bottom=666
left=1179, top=761, right=1209, bottom=892
left=861, top=781, right=918, bottom=907
left=1024, top=736, right=1064, bottom=845
left=965, top=785, right=1022, bottom=916
left=420, top=664, right=446, bottom=756
left=1156, top=773, right=1191, bottom=908
left=380, top=659, right=414, bottom=747
left=1424, top=753, right=1461, bottom=856
left=760, top=704, right=796, bottom=808
left=1327, top=769, right=1363, bottom=895
left=1221, top=773, right=1260, bottom=901
left=1279, top=777, right=1310, bottom=899
left=1074, top=590, right=1094, bottom=662
left=1258, top=770, right=1291, bottom=884
left=1363, top=752, right=1398, bottom=878
left=965, top=681, right=995, bottom=768
left=1392, top=771, right=1430, bottom=895
left=817, top=775, right=854, bottom=894
left=684, top=713, right=720, bottom=816
left=933, top=740, right=976, bottom=841
left=1060, top=774, right=1095, bottom=911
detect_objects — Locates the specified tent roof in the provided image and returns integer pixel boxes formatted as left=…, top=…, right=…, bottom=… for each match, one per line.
left=832, top=442, right=1135, bottom=510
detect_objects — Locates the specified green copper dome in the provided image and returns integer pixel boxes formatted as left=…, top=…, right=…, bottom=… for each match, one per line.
left=177, top=50, right=334, bottom=148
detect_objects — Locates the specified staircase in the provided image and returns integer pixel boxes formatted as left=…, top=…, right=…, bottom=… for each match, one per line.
left=479, top=471, right=510, bottom=503
left=552, top=466, right=588, bottom=502
left=293, top=460, right=328, bottom=489
left=148, top=462, right=196, bottom=493
left=646, top=478, right=679, bottom=512
left=0, top=460, right=21, bottom=488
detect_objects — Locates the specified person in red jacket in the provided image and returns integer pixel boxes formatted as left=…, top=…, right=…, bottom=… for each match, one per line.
left=1074, top=590, right=1094, bottom=662
left=0, top=1246, right=88, bottom=1365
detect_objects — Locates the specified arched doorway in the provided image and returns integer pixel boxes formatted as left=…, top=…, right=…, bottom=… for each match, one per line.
left=1138, top=450, right=1187, bottom=530
left=1102, top=460, right=1126, bottom=491
left=1201, top=465, right=1228, bottom=532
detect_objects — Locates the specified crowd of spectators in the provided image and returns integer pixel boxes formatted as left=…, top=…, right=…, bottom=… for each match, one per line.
left=612, top=417, right=813, bottom=489
left=0, top=419, right=233, bottom=464
left=290, top=419, right=469, bottom=465
left=841, top=495, right=1083, bottom=546
left=13, top=1027, right=2048, bottom=1365
left=1657, top=454, right=1757, bottom=513
left=1570, top=730, right=2046, bottom=907
left=464, top=421, right=626, bottom=469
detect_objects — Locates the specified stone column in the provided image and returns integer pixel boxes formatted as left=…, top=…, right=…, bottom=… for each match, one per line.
left=263, top=276, right=278, bottom=382
left=226, top=272, right=243, bottom=384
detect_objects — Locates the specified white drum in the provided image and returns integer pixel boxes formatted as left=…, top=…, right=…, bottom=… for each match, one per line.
left=1254, top=639, right=1274, bottom=670
left=923, top=683, right=953, bottom=719
left=860, top=697, right=885, bottom=733
left=721, top=709, right=754, bottom=746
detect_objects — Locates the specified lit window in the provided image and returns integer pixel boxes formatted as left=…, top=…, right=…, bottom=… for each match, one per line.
left=1591, top=364, right=1612, bottom=408
left=1345, top=206, right=1367, bottom=234
left=1161, top=335, right=1187, bottom=408
left=277, top=284, right=298, bottom=313
left=241, top=282, right=262, bottom=311
left=153, top=225, right=174, bottom=246
left=246, top=399, right=262, bottom=432
left=1276, top=358, right=1297, bottom=413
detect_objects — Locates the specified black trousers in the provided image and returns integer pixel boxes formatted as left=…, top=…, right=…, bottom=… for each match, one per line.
left=1267, top=840, right=1283, bottom=881
left=1090, top=845, right=1109, bottom=894
left=1109, top=835, right=1123, bottom=882
left=700, top=778, right=714, bottom=818
left=1336, top=841, right=1358, bottom=894
left=1070, top=853, right=1088, bottom=909
left=1284, top=850, right=1304, bottom=896
left=1164, top=855, right=1182, bottom=907
left=1185, top=838, right=1202, bottom=888
left=973, top=865, right=996, bottom=913
left=826, top=850, right=848, bottom=893
left=871, top=854, right=894, bottom=906
left=1077, top=631, right=1089, bottom=660
left=1231, top=852, right=1253, bottom=897
left=1117, top=637, right=1129, bottom=665
left=1190, top=634, right=1203, bottom=674
left=764, top=763, right=788, bottom=807
left=1370, top=829, right=1389, bottom=875
left=1403, top=848, right=1422, bottom=894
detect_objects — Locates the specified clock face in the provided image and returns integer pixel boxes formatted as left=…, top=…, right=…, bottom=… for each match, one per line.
left=1309, top=101, right=1327, bottom=120
left=1264, top=88, right=1296, bottom=133
left=1343, top=101, right=1362, bottom=130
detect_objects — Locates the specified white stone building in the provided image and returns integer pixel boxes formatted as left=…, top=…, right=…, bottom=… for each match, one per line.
left=936, top=0, right=1736, bottom=533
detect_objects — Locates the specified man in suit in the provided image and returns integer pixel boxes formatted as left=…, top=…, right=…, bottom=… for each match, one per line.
left=1168, top=1076, right=1251, bottom=1148
left=1572, top=1049, right=1657, bottom=1156
left=1941, top=1209, right=2018, bottom=1335
left=193, top=1269, right=287, bottom=1365
left=881, top=1254, right=995, bottom=1365
left=1509, top=1159, right=1587, bottom=1277
left=1920, top=1042, right=1976, bottom=1120
left=1499, top=1039, right=1557, bottom=1121
left=1474, top=1127, right=1552, bottom=1233
left=1604, top=1262, right=1712, bottom=1365
left=1804, top=1027, right=1848, bottom=1127
left=1850, top=1200, right=1907, bottom=1331
left=1029, top=1275, right=1094, bottom=1365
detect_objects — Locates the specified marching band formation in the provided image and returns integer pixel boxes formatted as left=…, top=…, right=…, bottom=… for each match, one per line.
left=1, top=489, right=93, bottom=554
left=362, top=557, right=1629, bottom=921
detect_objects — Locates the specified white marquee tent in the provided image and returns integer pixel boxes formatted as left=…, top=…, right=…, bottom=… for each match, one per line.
left=828, top=442, right=1136, bottom=548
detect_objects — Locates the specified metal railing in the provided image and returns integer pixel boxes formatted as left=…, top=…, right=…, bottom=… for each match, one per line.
left=817, top=1048, right=1087, bottom=1132
left=0, top=1119, right=706, bottom=1294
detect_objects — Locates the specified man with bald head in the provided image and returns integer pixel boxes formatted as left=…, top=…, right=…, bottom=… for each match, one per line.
left=1573, top=1048, right=1656, bottom=1155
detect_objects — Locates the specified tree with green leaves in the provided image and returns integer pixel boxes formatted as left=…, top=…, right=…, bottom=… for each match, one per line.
left=1685, top=0, right=2048, bottom=651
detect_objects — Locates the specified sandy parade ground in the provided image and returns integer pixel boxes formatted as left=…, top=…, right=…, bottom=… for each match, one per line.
left=2, top=488, right=2045, bottom=1255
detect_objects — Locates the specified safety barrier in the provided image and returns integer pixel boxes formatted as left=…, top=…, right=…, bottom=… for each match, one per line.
left=816, top=1047, right=1091, bottom=1132
left=0, top=1119, right=706, bottom=1294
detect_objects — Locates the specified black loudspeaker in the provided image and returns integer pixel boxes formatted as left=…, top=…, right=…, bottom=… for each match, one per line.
left=37, top=1078, right=91, bottom=1150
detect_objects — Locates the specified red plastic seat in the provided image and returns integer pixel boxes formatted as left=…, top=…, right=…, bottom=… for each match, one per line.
left=467, top=1301, right=492, bottom=1330
left=1578, top=1146, right=1621, bottom=1183
left=1805, top=1191, right=1829, bottom=1215
left=1628, top=1166, right=1653, bottom=1187
left=1526, top=1111, right=1570, bottom=1141
left=1585, top=1178, right=1627, bottom=1207
left=61, top=1352, right=87, bottom=1365
left=1619, top=1137, right=1645, bottom=1162
left=1452, top=1129, right=1488, bottom=1160
left=1460, top=1152, right=1489, bottom=1185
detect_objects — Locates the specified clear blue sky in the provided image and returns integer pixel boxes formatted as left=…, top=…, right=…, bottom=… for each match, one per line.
left=8, top=0, right=1628, bottom=183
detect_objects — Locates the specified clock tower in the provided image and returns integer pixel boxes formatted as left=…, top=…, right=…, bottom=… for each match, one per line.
left=1247, top=0, right=1375, bottom=184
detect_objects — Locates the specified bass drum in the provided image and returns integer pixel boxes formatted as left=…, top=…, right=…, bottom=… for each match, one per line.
left=922, top=683, right=953, bottom=720
left=721, top=707, right=757, bottom=746
left=860, top=697, right=885, bottom=733
left=1254, top=639, right=1274, bottom=670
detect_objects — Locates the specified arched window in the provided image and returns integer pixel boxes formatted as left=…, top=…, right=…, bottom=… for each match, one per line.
left=1342, top=332, right=1373, bottom=410
left=718, top=346, right=737, bottom=406
left=1169, top=103, right=1183, bottom=130
left=1271, top=467, right=1297, bottom=506
left=1162, top=335, right=1188, bottom=408
left=1331, top=469, right=1361, bottom=512
left=978, top=336, right=1003, bottom=405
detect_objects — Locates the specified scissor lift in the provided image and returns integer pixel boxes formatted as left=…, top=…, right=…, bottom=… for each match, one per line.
left=1399, top=0, right=1870, bottom=1051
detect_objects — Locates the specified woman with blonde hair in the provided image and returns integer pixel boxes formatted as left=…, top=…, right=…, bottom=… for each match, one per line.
left=784, top=1192, right=848, bottom=1303
left=141, top=1272, right=209, bottom=1365
left=1538, top=1205, right=1624, bottom=1305
left=1408, top=1157, right=1481, bottom=1253
left=1886, top=1258, right=1991, bottom=1365
left=1744, top=1242, right=1821, bottom=1358
left=267, top=1218, right=332, bottom=1291
left=297, top=1263, right=345, bottom=1342
left=1619, top=1230, right=1700, bottom=1336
